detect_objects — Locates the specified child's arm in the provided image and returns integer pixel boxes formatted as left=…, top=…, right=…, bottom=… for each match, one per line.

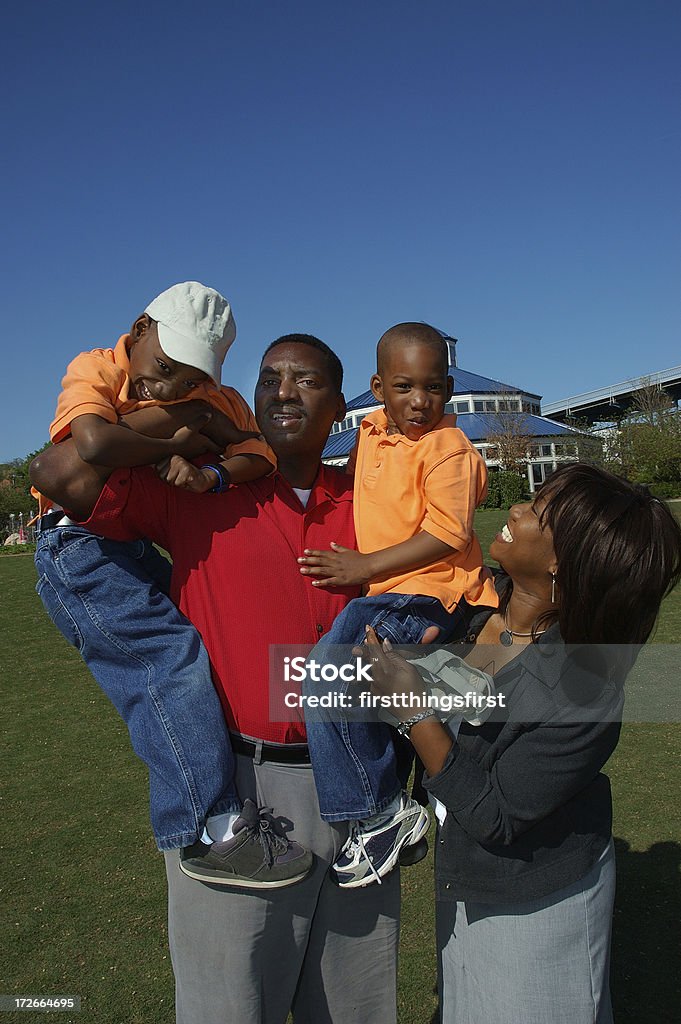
left=119, top=401, right=263, bottom=450
left=299, top=447, right=484, bottom=588
left=298, top=532, right=456, bottom=588
left=151, top=387, right=275, bottom=492
left=69, top=411, right=222, bottom=468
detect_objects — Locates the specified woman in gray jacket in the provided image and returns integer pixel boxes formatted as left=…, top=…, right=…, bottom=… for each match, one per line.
left=365, top=464, right=681, bottom=1024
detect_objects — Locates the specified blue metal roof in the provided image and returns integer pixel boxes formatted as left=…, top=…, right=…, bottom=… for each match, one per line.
left=453, top=413, right=579, bottom=441
left=322, top=413, right=578, bottom=459
left=323, top=429, right=358, bottom=458
left=345, top=365, right=540, bottom=411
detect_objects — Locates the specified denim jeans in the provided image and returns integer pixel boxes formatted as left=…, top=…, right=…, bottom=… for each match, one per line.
left=305, top=593, right=467, bottom=821
left=34, top=524, right=240, bottom=850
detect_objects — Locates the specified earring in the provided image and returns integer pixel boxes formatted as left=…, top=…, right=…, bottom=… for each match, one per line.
left=550, top=572, right=557, bottom=604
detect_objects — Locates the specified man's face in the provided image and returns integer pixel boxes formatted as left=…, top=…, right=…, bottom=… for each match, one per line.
left=255, top=343, right=345, bottom=457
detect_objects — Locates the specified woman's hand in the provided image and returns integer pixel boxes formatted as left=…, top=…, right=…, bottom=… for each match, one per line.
left=298, top=543, right=372, bottom=587
left=360, top=625, right=429, bottom=723
left=362, top=625, right=455, bottom=772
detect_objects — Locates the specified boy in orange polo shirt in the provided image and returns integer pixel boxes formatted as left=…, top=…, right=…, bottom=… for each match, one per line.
left=33, top=282, right=312, bottom=889
left=298, top=322, right=498, bottom=887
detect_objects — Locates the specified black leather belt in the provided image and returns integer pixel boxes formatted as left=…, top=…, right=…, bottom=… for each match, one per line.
left=230, top=734, right=311, bottom=766
left=37, top=511, right=71, bottom=532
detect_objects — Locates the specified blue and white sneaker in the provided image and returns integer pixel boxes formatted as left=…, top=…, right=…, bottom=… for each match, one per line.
left=332, top=793, right=430, bottom=888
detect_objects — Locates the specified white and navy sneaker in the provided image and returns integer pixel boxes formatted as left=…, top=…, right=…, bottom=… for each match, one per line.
left=332, top=793, right=430, bottom=888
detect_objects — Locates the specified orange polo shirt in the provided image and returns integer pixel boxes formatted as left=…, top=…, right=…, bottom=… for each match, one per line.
left=35, top=335, right=275, bottom=513
left=349, top=410, right=498, bottom=611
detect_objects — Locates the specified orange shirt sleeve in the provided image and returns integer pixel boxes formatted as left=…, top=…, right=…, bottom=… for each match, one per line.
left=421, top=448, right=488, bottom=551
left=50, top=349, right=127, bottom=443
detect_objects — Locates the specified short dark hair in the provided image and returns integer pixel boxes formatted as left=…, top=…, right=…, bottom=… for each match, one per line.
left=538, top=464, right=681, bottom=644
left=262, top=334, right=343, bottom=394
left=376, top=323, right=449, bottom=377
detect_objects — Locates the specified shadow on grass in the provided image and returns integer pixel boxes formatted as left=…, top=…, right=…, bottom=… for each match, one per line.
left=611, top=837, right=681, bottom=1024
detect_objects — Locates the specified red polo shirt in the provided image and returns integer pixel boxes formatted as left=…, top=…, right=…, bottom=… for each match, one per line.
left=82, top=465, right=359, bottom=743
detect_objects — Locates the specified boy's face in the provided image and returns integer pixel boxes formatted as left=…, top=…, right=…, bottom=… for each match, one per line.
left=370, top=341, right=453, bottom=440
left=127, top=317, right=210, bottom=402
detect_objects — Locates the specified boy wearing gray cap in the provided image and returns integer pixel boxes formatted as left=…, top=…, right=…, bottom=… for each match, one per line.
left=34, top=282, right=313, bottom=888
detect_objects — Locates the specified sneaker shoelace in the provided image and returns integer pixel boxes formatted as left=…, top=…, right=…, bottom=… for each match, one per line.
left=343, top=823, right=383, bottom=885
left=242, top=807, right=289, bottom=867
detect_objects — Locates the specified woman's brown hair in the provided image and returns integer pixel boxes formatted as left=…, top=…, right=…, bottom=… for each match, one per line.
left=538, top=464, right=681, bottom=644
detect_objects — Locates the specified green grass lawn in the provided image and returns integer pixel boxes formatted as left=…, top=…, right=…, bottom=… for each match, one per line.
left=1, top=520, right=679, bottom=1023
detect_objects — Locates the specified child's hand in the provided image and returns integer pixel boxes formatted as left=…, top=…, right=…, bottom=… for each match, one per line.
left=156, top=456, right=219, bottom=493
left=297, top=543, right=371, bottom=587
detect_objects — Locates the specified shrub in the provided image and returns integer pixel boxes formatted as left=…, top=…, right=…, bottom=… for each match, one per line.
left=480, top=473, right=502, bottom=509
left=480, top=471, right=531, bottom=509
left=647, top=481, right=681, bottom=500
left=499, top=471, right=531, bottom=508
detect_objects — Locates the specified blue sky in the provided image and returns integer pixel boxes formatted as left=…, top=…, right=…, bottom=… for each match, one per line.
left=2, top=0, right=679, bottom=461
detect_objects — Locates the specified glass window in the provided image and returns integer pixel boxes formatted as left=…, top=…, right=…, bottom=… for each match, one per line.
left=474, top=400, right=484, bottom=412
left=456, top=401, right=470, bottom=413
left=485, top=400, right=497, bottom=412
left=541, top=444, right=552, bottom=457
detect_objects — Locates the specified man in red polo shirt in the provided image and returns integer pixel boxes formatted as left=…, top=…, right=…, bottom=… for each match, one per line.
left=31, top=335, right=400, bottom=1024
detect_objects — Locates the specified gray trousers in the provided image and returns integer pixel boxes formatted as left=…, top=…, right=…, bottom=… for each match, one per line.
left=436, top=838, right=616, bottom=1024
left=164, top=752, right=400, bottom=1024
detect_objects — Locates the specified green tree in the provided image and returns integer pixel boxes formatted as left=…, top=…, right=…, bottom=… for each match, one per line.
left=601, top=385, right=681, bottom=485
left=0, top=442, right=50, bottom=534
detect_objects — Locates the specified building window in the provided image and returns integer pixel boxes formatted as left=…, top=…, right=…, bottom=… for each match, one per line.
left=456, top=401, right=470, bottom=413
left=531, top=463, right=553, bottom=486
left=474, top=400, right=484, bottom=412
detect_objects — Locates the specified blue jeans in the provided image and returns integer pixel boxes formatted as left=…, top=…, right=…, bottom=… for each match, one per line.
left=35, top=523, right=240, bottom=850
left=305, top=593, right=467, bottom=821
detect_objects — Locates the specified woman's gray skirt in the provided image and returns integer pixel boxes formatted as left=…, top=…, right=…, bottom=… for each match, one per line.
left=437, top=838, right=616, bottom=1024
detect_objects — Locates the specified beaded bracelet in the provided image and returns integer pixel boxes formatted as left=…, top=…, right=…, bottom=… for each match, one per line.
left=396, top=710, right=437, bottom=737
left=203, top=464, right=231, bottom=494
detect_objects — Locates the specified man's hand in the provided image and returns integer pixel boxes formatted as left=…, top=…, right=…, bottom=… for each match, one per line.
left=156, top=455, right=221, bottom=493
left=298, top=543, right=372, bottom=587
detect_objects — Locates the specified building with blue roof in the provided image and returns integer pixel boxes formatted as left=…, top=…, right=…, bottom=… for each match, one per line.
left=323, top=333, right=584, bottom=492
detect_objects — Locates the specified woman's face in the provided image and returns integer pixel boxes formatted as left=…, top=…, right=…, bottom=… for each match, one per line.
left=489, top=497, right=557, bottom=582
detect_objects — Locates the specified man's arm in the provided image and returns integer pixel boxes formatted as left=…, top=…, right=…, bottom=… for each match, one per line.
left=30, top=438, right=112, bottom=519
left=31, top=403, right=224, bottom=517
